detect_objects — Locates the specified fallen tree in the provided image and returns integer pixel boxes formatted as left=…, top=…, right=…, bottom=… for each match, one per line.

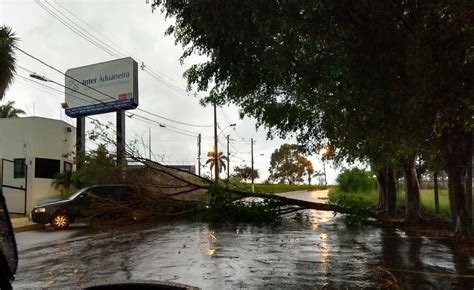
left=85, top=157, right=383, bottom=226
left=81, top=122, right=397, bottom=226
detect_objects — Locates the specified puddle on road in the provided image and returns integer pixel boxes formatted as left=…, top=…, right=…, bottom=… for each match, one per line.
left=13, top=191, right=474, bottom=289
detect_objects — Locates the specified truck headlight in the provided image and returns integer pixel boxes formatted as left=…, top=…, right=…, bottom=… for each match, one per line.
left=34, top=207, right=46, bottom=213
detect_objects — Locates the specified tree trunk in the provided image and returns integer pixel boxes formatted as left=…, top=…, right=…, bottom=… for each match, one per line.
left=376, top=170, right=386, bottom=211
left=434, top=171, right=440, bottom=214
left=466, top=133, right=472, bottom=229
left=404, top=156, right=422, bottom=224
left=385, top=168, right=397, bottom=216
left=416, top=172, right=423, bottom=188
left=447, top=162, right=470, bottom=242
left=443, top=130, right=471, bottom=242
left=376, top=168, right=397, bottom=215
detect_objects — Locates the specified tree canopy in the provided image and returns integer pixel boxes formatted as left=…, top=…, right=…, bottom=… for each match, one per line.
left=232, top=165, right=259, bottom=183
left=152, top=1, right=474, bottom=233
left=206, top=151, right=228, bottom=175
left=0, top=26, right=17, bottom=100
left=0, top=101, right=25, bottom=118
left=269, top=144, right=313, bottom=184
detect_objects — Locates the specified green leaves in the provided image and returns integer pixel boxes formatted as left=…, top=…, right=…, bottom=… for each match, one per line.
left=232, top=165, right=259, bottom=182
left=0, top=26, right=17, bottom=100
left=0, top=101, right=25, bottom=118
left=269, top=144, right=313, bottom=184
left=154, top=1, right=473, bottom=175
left=206, top=151, right=228, bottom=173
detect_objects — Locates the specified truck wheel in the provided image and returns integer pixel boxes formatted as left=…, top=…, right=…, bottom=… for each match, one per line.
left=51, top=213, right=70, bottom=230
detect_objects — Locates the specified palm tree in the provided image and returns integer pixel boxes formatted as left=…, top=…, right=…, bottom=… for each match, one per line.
left=0, top=26, right=17, bottom=100
left=0, top=101, right=25, bottom=118
left=206, top=151, right=229, bottom=177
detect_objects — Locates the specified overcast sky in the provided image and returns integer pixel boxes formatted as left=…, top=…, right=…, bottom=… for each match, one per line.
left=1, top=0, right=339, bottom=184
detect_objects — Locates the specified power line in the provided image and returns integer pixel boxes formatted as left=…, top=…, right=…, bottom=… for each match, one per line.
left=38, top=0, right=211, bottom=128
left=15, top=73, right=95, bottom=106
left=15, top=49, right=214, bottom=136
left=51, top=0, right=132, bottom=57
left=35, top=1, right=120, bottom=58
left=52, top=0, right=188, bottom=93
left=18, top=46, right=213, bottom=128
left=16, top=68, right=199, bottom=140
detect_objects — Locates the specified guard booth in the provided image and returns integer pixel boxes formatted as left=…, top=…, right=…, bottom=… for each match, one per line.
left=0, top=117, right=76, bottom=214
left=1, top=159, right=27, bottom=215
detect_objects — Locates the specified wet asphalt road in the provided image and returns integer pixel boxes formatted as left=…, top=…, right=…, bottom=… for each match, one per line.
left=12, top=190, right=474, bottom=289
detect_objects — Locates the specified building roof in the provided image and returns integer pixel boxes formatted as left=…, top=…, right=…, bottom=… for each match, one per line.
left=0, top=116, right=75, bottom=128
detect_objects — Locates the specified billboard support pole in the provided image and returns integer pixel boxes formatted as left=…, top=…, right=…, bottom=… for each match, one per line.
left=116, top=110, right=126, bottom=166
left=76, top=117, right=86, bottom=170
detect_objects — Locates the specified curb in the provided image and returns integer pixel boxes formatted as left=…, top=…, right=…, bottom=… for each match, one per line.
left=14, top=223, right=45, bottom=233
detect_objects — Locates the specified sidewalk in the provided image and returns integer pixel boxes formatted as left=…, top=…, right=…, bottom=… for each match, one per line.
left=10, top=216, right=45, bottom=233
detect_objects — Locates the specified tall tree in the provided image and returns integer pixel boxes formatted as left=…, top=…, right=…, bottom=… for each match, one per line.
left=0, top=101, right=25, bottom=118
left=269, top=144, right=312, bottom=184
left=206, top=151, right=228, bottom=177
left=0, top=26, right=17, bottom=99
left=300, top=157, right=314, bottom=185
left=153, top=1, right=473, bottom=233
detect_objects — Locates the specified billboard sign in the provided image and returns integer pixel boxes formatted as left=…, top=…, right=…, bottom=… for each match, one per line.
left=65, top=57, right=138, bottom=117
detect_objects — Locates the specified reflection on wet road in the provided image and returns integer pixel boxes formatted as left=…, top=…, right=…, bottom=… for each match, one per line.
left=13, top=190, right=474, bottom=288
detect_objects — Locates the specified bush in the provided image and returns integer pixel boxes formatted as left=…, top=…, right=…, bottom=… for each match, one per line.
left=336, top=168, right=375, bottom=193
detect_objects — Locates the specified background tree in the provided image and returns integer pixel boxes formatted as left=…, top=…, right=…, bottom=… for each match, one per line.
left=232, top=165, right=259, bottom=183
left=299, top=157, right=314, bottom=185
left=0, top=101, right=25, bottom=118
left=0, top=26, right=17, bottom=99
left=269, top=144, right=311, bottom=184
left=206, top=151, right=228, bottom=177
left=52, top=144, right=120, bottom=195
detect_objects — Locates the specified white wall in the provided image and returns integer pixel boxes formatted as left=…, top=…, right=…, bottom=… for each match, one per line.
left=0, top=117, right=76, bottom=214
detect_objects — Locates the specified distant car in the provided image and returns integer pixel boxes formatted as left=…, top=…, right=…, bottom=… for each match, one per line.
left=31, top=184, right=136, bottom=230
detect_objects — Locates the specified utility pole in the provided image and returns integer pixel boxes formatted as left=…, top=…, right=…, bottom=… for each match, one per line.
left=148, top=127, right=152, bottom=160
left=251, top=138, right=255, bottom=193
left=227, top=135, right=230, bottom=180
left=213, top=103, right=219, bottom=183
left=197, top=133, right=201, bottom=176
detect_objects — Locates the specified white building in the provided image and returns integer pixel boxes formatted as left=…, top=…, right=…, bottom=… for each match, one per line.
left=0, top=117, right=76, bottom=214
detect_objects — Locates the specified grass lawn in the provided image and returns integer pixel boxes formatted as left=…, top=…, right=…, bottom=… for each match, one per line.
left=329, top=187, right=451, bottom=220
left=236, top=183, right=329, bottom=194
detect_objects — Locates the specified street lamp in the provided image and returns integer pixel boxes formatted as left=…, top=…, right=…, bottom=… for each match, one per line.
left=221, top=123, right=237, bottom=180
left=218, top=123, right=236, bottom=136
left=29, top=73, right=50, bottom=82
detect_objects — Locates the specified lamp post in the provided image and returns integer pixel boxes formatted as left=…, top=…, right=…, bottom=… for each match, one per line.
left=221, top=124, right=236, bottom=180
